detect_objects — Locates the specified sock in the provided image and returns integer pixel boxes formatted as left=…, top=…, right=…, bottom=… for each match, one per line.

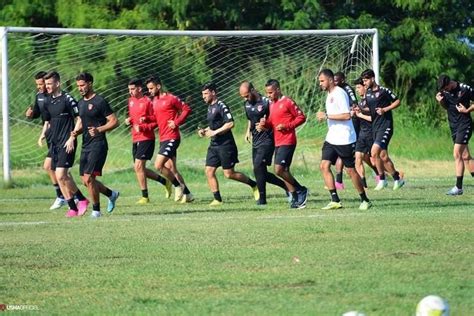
left=103, top=188, right=112, bottom=198
left=246, top=178, right=257, bottom=187
left=291, top=191, right=298, bottom=201
left=359, top=192, right=369, bottom=202
left=379, top=174, right=385, bottom=181
left=471, top=172, right=474, bottom=177
left=329, top=189, right=340, bottom=202
left=254, top=165, right=267, bottom=203
left=74, top=190, right=86, bottom=201
left=336, top=172, right=343, bottom=183
left=67, top=199, right=78, bottom=211
left=392, top=171, right=400, bottom=181
left=213, top=191, right=222, bottom=202
left=361, top=177, right=368, bottom=188
left=183, top=186, right=190, bottom=194
left=292, top=178, right=303, bottom=191
left=154, top=175, right=167, bottom=185
left=172, top=178, right=180, bottom=187
left=456, top=176, right=463, bottom=189
left=142, top=189, right=149, bottom=198
left=54, top=184, right=63, bottom=199
left=266, top=172, right=287, bottom=190
left=92, top=203, right=100, bottom=212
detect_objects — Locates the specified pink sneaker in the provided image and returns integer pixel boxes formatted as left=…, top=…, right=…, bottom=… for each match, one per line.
left=65, top=209, right=78, bottom=217
left=335, top=182, right=345, bottom=190
left=375, top=175, right=381, bottom=183
left=77, top=199, right=90, bottom=216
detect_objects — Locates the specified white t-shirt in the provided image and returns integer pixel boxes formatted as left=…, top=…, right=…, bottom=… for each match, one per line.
left=325, top=86, right=356, bottom=145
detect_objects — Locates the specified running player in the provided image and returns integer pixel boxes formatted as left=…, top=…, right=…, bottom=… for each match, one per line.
left=126, top=79, right=171, bottom=204
left=146, top=76, right=194, bottom=203
left=316, top=69, right=372, bottom=210
left=198, top=82, right=258, bottom=206
left=257, top=79, right=308, bottom=209
left=361, top=69, right=405, bottom=190
left=436, top=74, right=474, bottom=195
left=240, top=81, right=288, bottom=205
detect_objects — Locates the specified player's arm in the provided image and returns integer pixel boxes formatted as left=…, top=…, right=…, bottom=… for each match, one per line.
left=456, top=102, right=474, bottom=113
left=37, top=121, right=50, bottom=147
left=171, top=97, right=192, bottom=128
left=285, top=101, right=306, bottom=130
left=245, top=120, right=251, bottom=143
left=355, top=110, right=372, bottom=122
left=138, top=106, right=157, bottom=132
left=97, top=113, right=119, bottom=134
left=204, top=103, right=234, bottom=137
left=65, top=117, right=83, bottom=153
left=26, top=98, right=41, bottom=119
left=378, top=89, right=400, bottom=114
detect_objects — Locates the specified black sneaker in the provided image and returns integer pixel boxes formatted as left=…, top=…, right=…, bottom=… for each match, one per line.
left=297, top=187, right=309, bottom=205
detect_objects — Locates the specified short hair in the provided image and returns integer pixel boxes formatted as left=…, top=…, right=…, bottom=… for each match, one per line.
left=265, top=79, right=280, bottom=89
left=319, top=69, right=334, bottom=79
left=361, top=69, right=375, bottom=79
left=240, top=80, right=255, bottom=92
left=334, top=72, right=345, bottom=80
left=128, top=78, right=143, bottom=87
left=75, top=72, right=94, bottom=83
left=437, top=74, right=451, bottom=91
left=353, top=77, right=364, bottom=86
left=34, top=71, right=47, bottom=80
left=145, top=76, right=161, bottom=86
left=44, top=71, right=60, bottom=82
left=202, top=82, right=217, bottom=92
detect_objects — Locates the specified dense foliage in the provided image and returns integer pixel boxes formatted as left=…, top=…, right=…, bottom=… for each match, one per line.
left=1, top=0, right=473, bottom=127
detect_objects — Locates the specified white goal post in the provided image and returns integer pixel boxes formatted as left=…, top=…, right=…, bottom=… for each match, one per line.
left=0, top=27, right=379, bottom=184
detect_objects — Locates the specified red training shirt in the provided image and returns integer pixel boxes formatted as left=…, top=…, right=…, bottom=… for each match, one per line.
left=127, top=96, right=156, bottom=142
left=265, top=96, right=306, bottom=146
left=152, top=93, right=191, bottom=142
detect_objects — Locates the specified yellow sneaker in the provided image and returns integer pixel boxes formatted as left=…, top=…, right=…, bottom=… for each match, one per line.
left=180, top=193, right=195, bottom=204
left=136, top=197, right=150, bottom=205
left=321, top=201, right=343, bottom=210
left=209, top=199, right=223, bottom=206
left=164, top=180, right=172, bottom=199
left=252, top=186, right=260, bottom=201
left=174, top=185, right=184, bottom=202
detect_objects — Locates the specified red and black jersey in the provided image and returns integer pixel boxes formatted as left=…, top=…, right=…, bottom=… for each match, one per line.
left=441, top=82, right=473, bottom=130
left=78, top=94, right=114, bottom=151
left=207, top=100, right=235, bottom=146
left=244, top=95, right=273, bottom=148
left=265, top=96, right=306, bottom=146
left=365, top=86, right=398, bottom=131
left=152, top=93, right=191, bottom=142
left=43, top=91, right=78, bottom=147
left=127, top=96, right=156, bottom=142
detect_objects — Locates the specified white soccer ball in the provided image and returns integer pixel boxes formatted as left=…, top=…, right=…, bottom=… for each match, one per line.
left=342, top=311, right=366, bottom=316
left=416, top=295, right=449, bottom=316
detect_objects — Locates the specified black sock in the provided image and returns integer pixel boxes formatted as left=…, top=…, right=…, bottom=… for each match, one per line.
left=254, top=165, right=267, bottom=203
left=154, top=175, right=167, bottom=185
left=471, top=172, right=474, bottom=177
left=329, top=189, right=340, bottom=202
left=142, top=189, right=149, bottom=198
left=74, top=190, right=86, bottom=201
left=54, top=184, right=63, bottom=199
left=213, top=191, right=222, bottom=202
left=379, top=174, right=385, bottom=181
left=92, top=203, right=100, bottom=212
left=67, top=199, right=78, bottom=211
left=103, top=188, right=112, bottom=198
left=292, top=178, right=303, bottom=191
left=246, top=178, right=257, bottom=187
left=183, top=186, right=190, bottom=194
left=266, top=172, right=287, bottom=191
left=456, top=176, right=463, bottom=189
left=336, top=172, right=343, bottom=183
left=361, top=177, right=367, bottom=188
left=172, top=178, right=180, bottom=187
left=359, top=192, right=369, bottom=202
left=392, top=171, right=400, bottom=181
left=291, top=191, right=298, bottom=201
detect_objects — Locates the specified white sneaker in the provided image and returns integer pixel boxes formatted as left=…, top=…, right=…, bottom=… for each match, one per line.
left=50, top=197, right=66, bottom=210
left=393, top=179, right=405, bottom=190
left=374, top=179, right=388, bottom=191
left=446, top=186, right=463, bottom=196
left=174, top=185, right=184, bottom=202
left=180, top=193, right=195, bottom=204
left=90, top=210, right=101, bottom=218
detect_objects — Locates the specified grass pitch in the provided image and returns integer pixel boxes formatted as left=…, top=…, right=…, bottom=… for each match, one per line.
left=0, top=169, right=473, bottom=315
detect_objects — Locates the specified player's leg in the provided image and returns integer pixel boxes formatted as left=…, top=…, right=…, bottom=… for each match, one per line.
left=134, top=159, right=151, bottom=204
left=320, top=142, right=342, bottom=210
left=155, top=140, right=182, bottom=199
left=371, top=143, right=387, bottom=190
left=461, top=145, right=474, bottom=176
left=355, top=151, right=367, bottom=188
left=166, top=156, right=194, bottom=203
left=334, top=157, right=345, bottom=189
left=448, top=143, right=466, bottom=195
left=44, top=156, right=66, bottom=210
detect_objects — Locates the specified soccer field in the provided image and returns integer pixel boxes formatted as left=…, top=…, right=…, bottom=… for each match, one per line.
left=0, top=170, right=473, bottom=315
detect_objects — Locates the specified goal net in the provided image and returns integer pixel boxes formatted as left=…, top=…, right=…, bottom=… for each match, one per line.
left=1, top=28, right=377, bottom=182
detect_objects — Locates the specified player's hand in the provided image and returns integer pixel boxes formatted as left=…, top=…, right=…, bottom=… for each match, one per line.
left=197, top=127, right=206, bottom=138
left=37, top=135, right=45, bottom=147
left=316, top=111, right=327, bottom=122
left=88, top=126, right=99, bottom=137
left=245, top=132, right=251, bottom=143
left=64, top=137, right=75, bottom=153
left=204, top=128, right=214, bottom=138
left=25, top=106, right=34, bottom=118
left=133, top=124, right=140, bottom=133
left=139, top=117, right=146, bottom=123
left=276, top=124, right=286, bottom=131
left=167, top=120, right=176, bottom=129
left=375, top=107, right=385, bottom=115
left=435, top=92, right=444, bottom=102
left=456, top=103, right=467, bottom=113
left=124, top=117, right=131, bottom=126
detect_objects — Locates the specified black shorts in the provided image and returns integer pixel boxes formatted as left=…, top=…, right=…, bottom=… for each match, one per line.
left=51, top=144, right=76, bottom=171
left=274, top=145, right=296, bottom=168
left=80, top=149, right=107, bottom=176
left=158, top=139, right=180, bottom=158
left=46, top=142, right=53, bottom=158
left=451, top=125, right=472, bottom=145
left=321, top=141, right=356, bottom=168
left=355, top=131, right=374, bottom=154
left=206, top=144, right=239, bottom=169
left=253, top=144, right=274, bottom=167
left=133, top=140, right=155, bottom=160
left=373, top=126, right=393, bottom=150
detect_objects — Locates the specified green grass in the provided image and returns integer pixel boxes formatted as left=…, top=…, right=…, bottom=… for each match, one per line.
left=1, top=169, right=473, bottom=315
